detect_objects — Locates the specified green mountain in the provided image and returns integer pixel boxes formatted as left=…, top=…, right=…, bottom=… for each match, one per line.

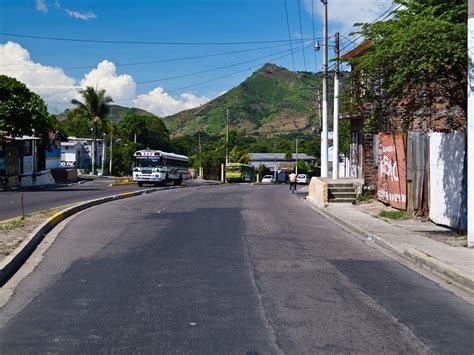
left=163, top=63, right=340, bottom=137
left=57, top=104, right=156, bottom=124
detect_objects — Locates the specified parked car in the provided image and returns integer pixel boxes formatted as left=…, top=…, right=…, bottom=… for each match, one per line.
left=296, top=174, right=310, bottom=184
left=261, top=175, right=275, bottom=184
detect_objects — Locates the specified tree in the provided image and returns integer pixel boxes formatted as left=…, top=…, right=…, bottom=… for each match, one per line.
left=111, top=141, right=140, bottom=177
left=297, top=160, right=308, bottom=174
left=344, top=0, right=467, bottom=130
left=0, top=75, right=54, bottom=146
left=57, top=109, right=93, bottom=138
left=71, top=87, right=113, bottom=174
left=120, top=114, right=170, bottom=151
left=257, top=163, right=268, bottom=178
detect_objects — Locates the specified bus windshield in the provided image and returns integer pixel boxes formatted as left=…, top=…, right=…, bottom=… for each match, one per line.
left=227, top=166, right=240, bottom=172
left=134, top=157, right=162, bottom=168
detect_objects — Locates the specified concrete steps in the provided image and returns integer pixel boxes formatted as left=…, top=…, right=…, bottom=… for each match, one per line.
left=328, top=183, right=357, bottom=203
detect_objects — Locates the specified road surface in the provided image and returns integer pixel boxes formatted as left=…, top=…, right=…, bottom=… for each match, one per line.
left=0, top=184, right=473, bottom=353
left=0, top=178, right=202, bottom=221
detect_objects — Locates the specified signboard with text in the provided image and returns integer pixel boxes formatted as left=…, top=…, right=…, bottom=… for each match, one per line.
left=377, top=133, right=407, bottom=210
left=60, top=161, right=76, bottom=168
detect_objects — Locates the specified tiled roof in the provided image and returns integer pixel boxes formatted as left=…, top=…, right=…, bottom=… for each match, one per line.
left=341, top=41, right=372, bottom=61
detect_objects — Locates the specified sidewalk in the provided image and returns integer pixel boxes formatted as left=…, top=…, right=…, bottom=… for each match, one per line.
left=305, top=196, right=474, bottom=294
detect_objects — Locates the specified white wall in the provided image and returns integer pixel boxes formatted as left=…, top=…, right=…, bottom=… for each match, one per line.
left=429, top=132, right=466, bottom=229
left=468, top=14, right=474, bottom=246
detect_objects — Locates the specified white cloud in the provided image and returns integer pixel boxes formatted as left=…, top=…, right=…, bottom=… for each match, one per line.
left=0, top=41, right=79, bottom=113
left=134, top=88, right=210, bottom=117
left=35, top=0, right=48, bottom=13
left=0, top=42, right=211, bottom=116
left=80, top=60, right=136, bottom=103
left=305, top=0, right=393, bottom=34
left=64, top=9, right=97, bottom=20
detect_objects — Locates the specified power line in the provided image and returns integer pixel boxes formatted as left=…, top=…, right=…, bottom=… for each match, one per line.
left=311, top=0, right=318, bottom=72
left=132, top=45, right=308, bottom=86
left=115, top=43, right=313, bottom=102
left=0, top=31, right=317, bottom=46
left=297, top=0, right=307, bottom=71
left=28, top=43, right=312, bottom=92
left=0, top=42, right=296, bottom=71
left=44, top=44, right=312, bottom=105
left=340, top=3, right=402, bottom=53
left=284, top=0, right=296, bottom=71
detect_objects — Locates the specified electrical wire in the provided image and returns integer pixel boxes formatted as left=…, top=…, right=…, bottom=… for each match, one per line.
left=0, top=31, right=318, bottom=46
left=0, top=42, right=297, bottom=71
left=311, top=0, right=318, bottom=72
left=283, top=0, right=296, bottom=71
left=114, top=43, right=313, bottom=102
left=340, top=3, right=402, bottom=53
left=28, top=42, right=313, bottom=92
left=297, top=0, right=307, bottom=71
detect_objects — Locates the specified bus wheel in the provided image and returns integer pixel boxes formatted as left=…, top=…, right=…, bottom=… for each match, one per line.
left=138, top=182, right=143, bottom=187
left=173, top=176, right=182, bottom=186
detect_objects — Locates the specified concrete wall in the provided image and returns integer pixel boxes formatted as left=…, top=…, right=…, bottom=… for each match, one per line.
left=20, top=170, right=55, bottom=188
left=307, top=177, right=328, bottom=208
left=429, top=132, right=466, bottom=229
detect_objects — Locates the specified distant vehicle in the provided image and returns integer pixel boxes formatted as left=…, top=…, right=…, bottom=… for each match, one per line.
left=133, top=149, right=189, bottom=187
left=226, top=163, right=256, bottom=183
left=297, top=174, right=310, bottom=184
left=261, top=175, right=275, bottom=184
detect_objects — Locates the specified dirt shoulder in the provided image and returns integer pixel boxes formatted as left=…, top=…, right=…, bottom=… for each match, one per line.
left=0, top=206, right=74, bottom=261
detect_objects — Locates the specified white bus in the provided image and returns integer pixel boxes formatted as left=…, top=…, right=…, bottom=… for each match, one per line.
left=132, top=149, right=189, bottom=187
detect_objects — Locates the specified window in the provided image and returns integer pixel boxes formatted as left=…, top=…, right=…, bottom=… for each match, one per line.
left=23, top=141, right=32, bottom=156
left=135, top=157, right=162, bottom=167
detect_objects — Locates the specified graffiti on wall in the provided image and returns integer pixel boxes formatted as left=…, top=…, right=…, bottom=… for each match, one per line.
left=377, top=133, right=407, bottom=209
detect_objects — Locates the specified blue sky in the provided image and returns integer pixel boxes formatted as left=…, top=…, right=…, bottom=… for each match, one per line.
left=0, top=0, right=392, bottom=116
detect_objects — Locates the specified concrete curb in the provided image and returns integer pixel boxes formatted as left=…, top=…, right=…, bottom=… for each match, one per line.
left=109, top=182, right=136, bottom=187
left=403, top=248, right=474, bottom=293
left=0, top=186, right=166, bottom=287
left=304, top=199, right=474, bottom=295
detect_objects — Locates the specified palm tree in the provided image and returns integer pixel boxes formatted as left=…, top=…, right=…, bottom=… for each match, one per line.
left=71, top=87, right=113, bottom=175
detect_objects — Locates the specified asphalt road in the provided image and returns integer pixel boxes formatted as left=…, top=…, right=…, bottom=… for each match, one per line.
left=0, top=178, right=200, bottom=221
left=0, top=184, right=473, bottom=353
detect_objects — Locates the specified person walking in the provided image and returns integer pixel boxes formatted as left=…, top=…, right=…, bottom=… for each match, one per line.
left=289, top=171, right=297, bottom=191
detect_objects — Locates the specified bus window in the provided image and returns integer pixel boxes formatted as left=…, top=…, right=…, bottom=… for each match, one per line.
left=134, top=157, right=162, bottom=167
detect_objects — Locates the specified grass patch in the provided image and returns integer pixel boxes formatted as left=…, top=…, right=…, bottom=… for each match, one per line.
left=1, top=218, right=25, bottom=231
left=356, top=193, right=372, bottom=202
left=0, top=206, right=72, bottom=232
left=379, top=210, right=410, bottom=220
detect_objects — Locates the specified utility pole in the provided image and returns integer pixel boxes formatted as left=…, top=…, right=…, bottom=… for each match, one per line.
left=321, top=0, right=329, bottom=178
left=468, top=0, right=474, bottom=247
left=101, top=134, right=106, bottom=175
left=223, top=109, right=230, bottom=183
left=225, top=108, right=229, bottom=166
left=332, top=32, right=340, bottom=180
left=109, top=131, right=113, bottom=176
left=198, top=132, right=202, bottom=178
left=295, top=138, right=299, bottom=175
left=91, top=125, right=95, bottom=175
left=317, top=89, right=322, bottom=132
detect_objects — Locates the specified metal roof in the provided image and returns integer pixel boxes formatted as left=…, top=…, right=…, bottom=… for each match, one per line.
left=248, top=153, right=316, bottom=161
